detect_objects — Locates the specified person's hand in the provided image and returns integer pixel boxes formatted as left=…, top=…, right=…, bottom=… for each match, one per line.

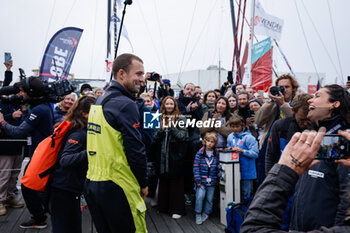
left=335, top=130, right=350, bottom=168
left=197, top=183, right=201, bottom=188
left=345, top=81, right=350, bottom=90
left=246, top=116, right=255, bottom=127
left=4, top=60, right=13, bottom=71
left=186, top=101, right=193, bottom=112
left=0, top=112, right=4, bottom=122
left=278, top=128, right=326, bottom=175
left=140, top=187, right=149, bottom=198
left=212, top=112, right=221, bottom=120
left=191, top=101, right=198, bottom=111
left=12, top=109, right=22, bottom=119
left=144, top=72, right=151, bottom=81
left=268, top=91, right=285, bottom=106
left=232, top=147, right=244, bottom=153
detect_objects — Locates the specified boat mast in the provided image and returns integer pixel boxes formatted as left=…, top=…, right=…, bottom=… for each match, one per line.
left=247, top=0, right=255, bottom=87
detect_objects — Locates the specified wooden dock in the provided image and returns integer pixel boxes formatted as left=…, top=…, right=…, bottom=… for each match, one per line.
left=0, top=193, right=225, bottom=233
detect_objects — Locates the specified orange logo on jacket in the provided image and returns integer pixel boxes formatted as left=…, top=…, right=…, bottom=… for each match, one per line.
left=68, top=139, right=79, bottom=144
left=133, top=122, right=140, bottom=128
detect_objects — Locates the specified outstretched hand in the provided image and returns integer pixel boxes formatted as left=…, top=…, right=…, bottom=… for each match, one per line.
left=278, top=128, right=326, bottom=175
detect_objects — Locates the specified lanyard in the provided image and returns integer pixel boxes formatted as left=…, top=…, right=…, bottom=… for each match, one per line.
left=327, top=123, right=344, bottom=134
left=232, top=138, right=242, bottom=148
left=205, top=156, right=214, bottom=168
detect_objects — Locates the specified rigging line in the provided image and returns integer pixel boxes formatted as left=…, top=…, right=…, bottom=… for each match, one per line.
left=136, top=1, right=166, bottom=74
left=177, top=0, right=198, bottom=82
left=38, top=0, right=57, bottom=66
left=233, top=0, right=278, bottom=79
left=62, top=0, right=79, bottom=26
left=209, top=1, right=227, bottom=66
left=153, top=0, right=169, bottom=75
left=236, top=0, right=247, bottom=80
left=183, top=0, right=218, bottom=72
left=327, top=0, right=344, bottom=84
left=89, top=0, right=99, bottom=78
left=234, top=0, right=259, bottom=44
left=300, top=1, right=340, bottom=79
left=294, top=0, right=320, bottom=80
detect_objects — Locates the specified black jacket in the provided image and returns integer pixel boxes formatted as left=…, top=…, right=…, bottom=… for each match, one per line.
left=290, top=115, right=350, bottom=231
left=2, top=102, right=53, bottom=157
left=0, top=100, right=25, bottom=156
left=96, top=81, right=148, bottom=188
left=241, top=164, right=350, bottom=233
left=50, top=129, right=87, bottom=194
left=53, top=105, right=66, bottom=124
left=265, top=116, right=303, bottom=174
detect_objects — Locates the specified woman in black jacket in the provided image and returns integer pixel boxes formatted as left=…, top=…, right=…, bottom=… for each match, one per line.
left=241, top=129, right=350, bottom=233
left=154, top=96, right=188, bottom=219
left=289, top=85, right=350, bottom=231
left=49, top=95, right=95, bottom=233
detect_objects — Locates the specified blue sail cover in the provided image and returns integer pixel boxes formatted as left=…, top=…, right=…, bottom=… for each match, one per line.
left=39, top=27, right=83, bottom=81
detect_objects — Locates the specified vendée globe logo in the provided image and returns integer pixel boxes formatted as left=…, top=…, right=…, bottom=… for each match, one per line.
left=143, top=111, right=222, bottom=129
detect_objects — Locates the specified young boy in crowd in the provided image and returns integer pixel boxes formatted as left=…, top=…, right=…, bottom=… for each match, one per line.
left=193, top=132, right=220, bottom=225
left=227, top=115, right=259, bottom=200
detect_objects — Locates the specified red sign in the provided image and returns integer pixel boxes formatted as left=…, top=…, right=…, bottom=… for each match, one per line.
left=308, top=85, right=317, bottom=94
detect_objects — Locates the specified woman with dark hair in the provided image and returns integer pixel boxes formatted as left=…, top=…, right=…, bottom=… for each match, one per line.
left=153, top=96, right=189, bottom=219
left=199, top=96, right=233, bottom=148
left=227, top=94, right=238, bottom=114
left=49, top=95, right=96, bottom=233
left=289, top=84, right=350, bottom=231
left=202, top=91, right=218, bottom=114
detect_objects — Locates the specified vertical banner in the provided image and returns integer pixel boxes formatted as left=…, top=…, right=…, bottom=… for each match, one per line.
left=251, top=37, right=272, bottom=92
left=39, top=27, right=83, bottom=82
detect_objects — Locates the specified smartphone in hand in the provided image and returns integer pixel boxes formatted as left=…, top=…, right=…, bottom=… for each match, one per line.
left=4, top=52, right=11, bottom=64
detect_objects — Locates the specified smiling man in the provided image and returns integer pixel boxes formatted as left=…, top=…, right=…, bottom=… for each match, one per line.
left=85, top=53, right=148, bottom=233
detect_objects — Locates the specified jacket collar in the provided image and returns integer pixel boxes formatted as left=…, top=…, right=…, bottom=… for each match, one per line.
left=108, top=80, right=136, bottom=101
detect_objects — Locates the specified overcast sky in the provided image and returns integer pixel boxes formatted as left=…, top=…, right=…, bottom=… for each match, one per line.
left=1, top=0, right=349, bottom=86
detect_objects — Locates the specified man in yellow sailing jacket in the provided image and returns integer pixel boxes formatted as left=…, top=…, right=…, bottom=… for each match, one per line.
left=85, top=53, right=148, bottom=233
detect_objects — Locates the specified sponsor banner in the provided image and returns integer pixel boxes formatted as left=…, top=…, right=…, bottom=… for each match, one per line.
left=254, top=1, right=284, bottom=41
left=39, top=27, right=83, bottom=82
left=252, top=37, right=271, bottom=64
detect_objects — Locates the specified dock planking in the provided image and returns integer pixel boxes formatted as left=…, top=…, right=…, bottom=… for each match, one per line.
left=0, top=194, right=225, bottom=233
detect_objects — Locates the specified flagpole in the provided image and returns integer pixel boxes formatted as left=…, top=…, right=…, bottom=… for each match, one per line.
left=247, top=0, right=255, bottom=87
left=107, top=0, right=111, bottom=60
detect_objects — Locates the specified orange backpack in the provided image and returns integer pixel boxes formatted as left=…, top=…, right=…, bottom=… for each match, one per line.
left=21, top=120, right=71, bottom=191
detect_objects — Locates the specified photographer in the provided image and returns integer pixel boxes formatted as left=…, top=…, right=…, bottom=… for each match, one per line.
left=241, top=128, right=350, bottom=233
left=0, top=60, right=26, bottom=216
left=0, top=76, right=54, bottom=229
left=255, top=74, right=298, bottom=185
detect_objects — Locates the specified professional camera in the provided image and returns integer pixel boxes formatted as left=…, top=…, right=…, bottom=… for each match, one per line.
left=0, top=77, right=76, bottom=104
left=147, top=72, right=160, bottom=82
left=44, top=78, right=76, bottom=103
left=270, top=86, right=285, bottom=96
left=1, top=95, right=24, bottom=105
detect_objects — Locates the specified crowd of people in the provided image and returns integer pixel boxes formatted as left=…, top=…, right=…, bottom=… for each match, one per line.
left=0, top=54, right=349, bottom=233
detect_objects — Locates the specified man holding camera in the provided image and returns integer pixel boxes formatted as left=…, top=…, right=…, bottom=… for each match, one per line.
left=255, top=74, right=299, bottom=185
left=0, top=76, right=54, bottom=229
left=0, top=60, right=26, bottom=216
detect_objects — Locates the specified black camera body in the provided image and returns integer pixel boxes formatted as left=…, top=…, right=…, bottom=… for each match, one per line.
left=148, top=72, right=160, bottom=82
left=1, top=95, right=24, bottom=105
left=270, top=86, right=285, bottom=96
left=44, top=78, right=76, bottom=103
left=0, top=78, right=75, bottom=104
